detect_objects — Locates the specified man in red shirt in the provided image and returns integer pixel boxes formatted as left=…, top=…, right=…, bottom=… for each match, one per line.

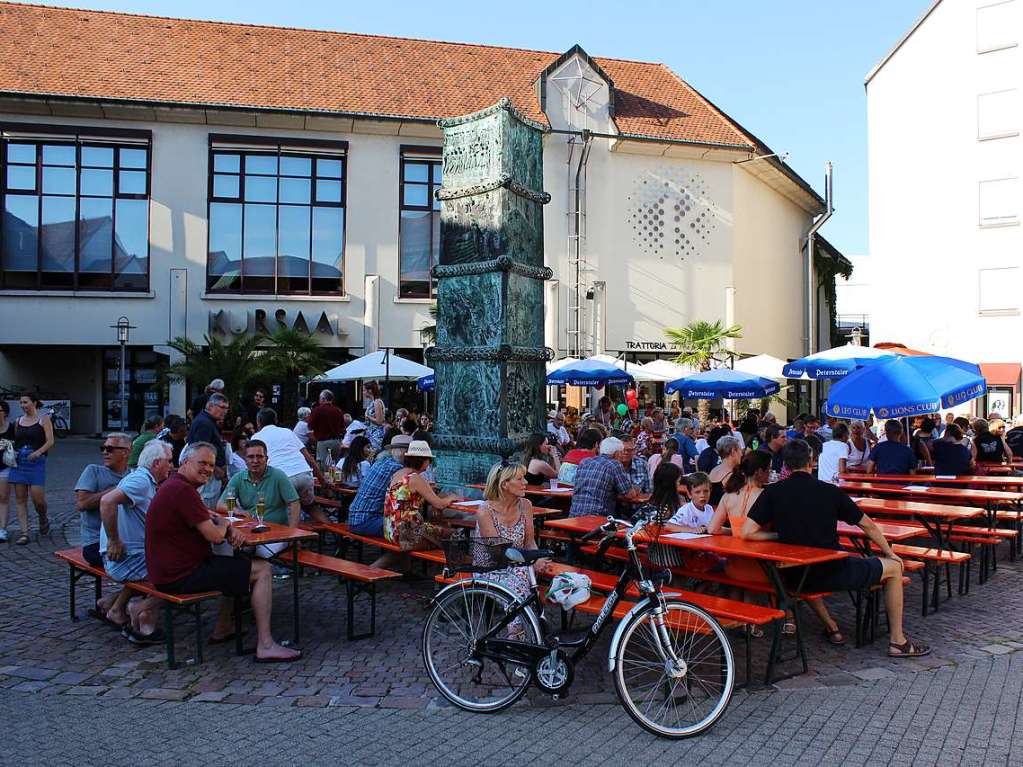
left=308, top=389, right=344, bottom=464
left=145, top=441, right=301, bottom=663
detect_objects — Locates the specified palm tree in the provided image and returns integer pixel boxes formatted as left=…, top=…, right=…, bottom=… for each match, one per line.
left=261, top=328, right=331, bottom=423
left=419, top=301, right=438, bottom=347
left=161, top=333, right=267, bottom=421
left=664, top=320, right=743, bottom=423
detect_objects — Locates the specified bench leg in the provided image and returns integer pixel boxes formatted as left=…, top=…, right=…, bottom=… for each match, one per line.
left=68, top=565, right=77, bottom=621
left=920, top=566, right=929, bottom=617
left=945, top=563, right=952, bottom=600
left=164, top=605, right=176, bottom=670
left=94, top=574, right=102, bottom=611
left=194, top=603, right=204, bottom=665
left=764, top=619, right=782, bottom=686
left=234, top=598, right=244, bottom=657
left=744, top=624, right=752, bottom=689
left=345, top=580, right=377, bottom=641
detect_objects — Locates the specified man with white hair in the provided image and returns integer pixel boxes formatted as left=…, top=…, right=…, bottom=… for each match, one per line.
left=547, top=410, right=571, bottom=452
left=190, top=378, right=225, bottom=418
left=672, top=417, right=701, bottom=474
left=98, top=440, right=173, bottom=643
left=569, top=436, right=641, bottom=518
left=309, top=389, right=344, bottom=463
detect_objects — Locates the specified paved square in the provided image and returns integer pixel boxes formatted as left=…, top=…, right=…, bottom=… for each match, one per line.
left=2, top=438, right=1023, bottom=764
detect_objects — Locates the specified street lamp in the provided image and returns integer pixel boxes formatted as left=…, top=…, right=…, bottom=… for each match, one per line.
left=110, top=316, right=135, bottom=430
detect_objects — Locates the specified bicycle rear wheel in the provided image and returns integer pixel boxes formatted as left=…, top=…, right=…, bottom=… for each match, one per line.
left=422, top=582, right=541, bottom=712
left=613, top=601, right=734, bottom=738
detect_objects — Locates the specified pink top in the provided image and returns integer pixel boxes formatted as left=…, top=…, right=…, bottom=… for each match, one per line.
left=647, top=453, right=685, bottom=481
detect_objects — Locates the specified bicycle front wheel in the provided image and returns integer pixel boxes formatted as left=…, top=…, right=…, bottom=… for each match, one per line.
left=422, top=582, right=541, bottom=713
left=613, top=601, right=734, bottom=738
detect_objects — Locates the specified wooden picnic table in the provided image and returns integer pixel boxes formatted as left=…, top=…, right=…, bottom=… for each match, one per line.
left=224, top=516, right=317, bottom=648
left=839, top=480, right=1023, bottom=534
left=838, top=472, right=1023, bottom=489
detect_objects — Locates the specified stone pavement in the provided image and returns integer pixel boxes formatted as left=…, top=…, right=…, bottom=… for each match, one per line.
left=2, top=438, right=1023, bottom=763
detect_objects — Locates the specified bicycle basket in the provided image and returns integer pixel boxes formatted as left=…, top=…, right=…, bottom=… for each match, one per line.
left=646, top=541, right=685, bottom=569
left=441, top=536, right=513, bottom=573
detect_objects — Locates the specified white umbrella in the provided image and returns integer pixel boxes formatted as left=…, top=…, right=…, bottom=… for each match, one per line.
left=636, top=359, right=692, bottom=382
left=733, top=354, right=789, bottom=381
left=315, top=350, right=433, bottom=382
left=546, top=357, right=582, bottom=374
left=585, top=354, right=674, bottom=383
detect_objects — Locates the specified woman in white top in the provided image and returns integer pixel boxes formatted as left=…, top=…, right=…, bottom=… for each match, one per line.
left=846, top=420, right=870, bottom=471
left=293, top=407, right=312, bottom=447
left=817, top=422, right=850, bottom=485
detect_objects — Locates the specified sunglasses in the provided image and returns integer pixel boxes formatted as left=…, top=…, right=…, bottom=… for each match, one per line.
left=100, top=445, right=128, bottom=453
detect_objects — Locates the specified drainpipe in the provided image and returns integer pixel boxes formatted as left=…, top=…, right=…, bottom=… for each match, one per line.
left=804, top=162, right=834, bottom=356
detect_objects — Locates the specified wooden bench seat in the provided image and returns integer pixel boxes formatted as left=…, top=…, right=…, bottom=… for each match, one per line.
left=281, top=549, right=400, bottom=640
left=54, top=548, right=221, bottom=669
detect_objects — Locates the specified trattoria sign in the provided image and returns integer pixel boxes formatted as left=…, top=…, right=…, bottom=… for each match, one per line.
left=625, top=340, right=669, bottom=350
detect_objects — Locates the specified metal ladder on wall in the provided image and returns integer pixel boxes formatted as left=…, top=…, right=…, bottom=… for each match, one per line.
left=565, top=132, right=593, bottom=359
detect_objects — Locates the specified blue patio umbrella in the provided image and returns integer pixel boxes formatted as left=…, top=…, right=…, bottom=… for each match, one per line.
left=546, top=358, right=635, bottom=387
left=782, top=343, right=896, bottom=379
left=665, top=368, right=780, bottom=399
left=824, top=355, right=986, bottom=420
left=417, top=373, right=434, bottom=392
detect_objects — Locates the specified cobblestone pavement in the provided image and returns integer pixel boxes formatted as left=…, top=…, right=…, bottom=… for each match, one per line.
left=2, top=438, right=1023, bottom=763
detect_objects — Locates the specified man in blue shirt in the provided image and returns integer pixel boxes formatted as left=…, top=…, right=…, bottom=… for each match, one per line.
left=672, top=418, right=701, bottom=474
left=348, top=439, right=408, bottom=537
left=98, top=439, right=173, bottom=643
left=866, top=420, right=917, bottom=475
left=74, top=432, right=132, bottom=568
left=570, top=437, right=640, bottom=518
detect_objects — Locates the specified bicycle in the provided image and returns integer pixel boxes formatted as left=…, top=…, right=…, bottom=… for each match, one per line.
left=422, top=514, right=735, bottom=738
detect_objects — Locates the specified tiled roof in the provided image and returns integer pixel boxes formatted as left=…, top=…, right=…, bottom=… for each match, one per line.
left=0, top=3, right=756, bottom=150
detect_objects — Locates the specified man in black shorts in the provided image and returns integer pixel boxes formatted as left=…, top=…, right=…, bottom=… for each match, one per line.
left=144, top=442, right=301, bottom=663
left=742, top=439, right=929, bottom=658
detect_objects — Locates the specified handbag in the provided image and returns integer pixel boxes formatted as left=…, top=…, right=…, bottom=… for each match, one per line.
left=0, top=439, right=15, bottom=469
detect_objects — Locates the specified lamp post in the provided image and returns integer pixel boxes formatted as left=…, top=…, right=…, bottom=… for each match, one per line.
left=110, top=316, right=135, bottom=430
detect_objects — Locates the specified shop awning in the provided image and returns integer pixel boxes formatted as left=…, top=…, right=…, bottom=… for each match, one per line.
left=979, top=362, right=1022, bottom=387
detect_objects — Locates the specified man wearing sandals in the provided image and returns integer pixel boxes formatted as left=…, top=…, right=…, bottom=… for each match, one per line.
left=742, top=439, right=930, bottom=658
left=145, top=442, right=301, bottom=663
left=98, top=440, right=173, bottom=644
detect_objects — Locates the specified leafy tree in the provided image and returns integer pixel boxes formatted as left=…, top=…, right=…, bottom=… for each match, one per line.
left=664, top=320, right=743, bottom=423
left=260, top=328, right=331, bottom=424
left=160, top=333, right=268, bottom=422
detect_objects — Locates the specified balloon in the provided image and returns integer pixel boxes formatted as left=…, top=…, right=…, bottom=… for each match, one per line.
left=616, top=403, right=628, bottom=416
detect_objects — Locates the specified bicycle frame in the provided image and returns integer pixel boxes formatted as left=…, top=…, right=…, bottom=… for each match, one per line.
left=456, top=516, right=673, bottom=673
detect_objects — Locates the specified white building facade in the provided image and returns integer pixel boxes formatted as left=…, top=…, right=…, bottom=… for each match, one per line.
left=867, top=0, right=1023, bottom=413
left=0, top=5, right=841, bottom=432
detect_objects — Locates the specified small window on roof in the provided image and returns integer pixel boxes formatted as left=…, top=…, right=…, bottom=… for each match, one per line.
left=979, top=177, right=1020, bottom=227
left=978, top=89, right=1020, bottom=140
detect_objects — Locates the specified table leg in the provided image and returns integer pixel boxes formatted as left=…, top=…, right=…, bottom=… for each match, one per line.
left=759, top=562, right=810, bottom=684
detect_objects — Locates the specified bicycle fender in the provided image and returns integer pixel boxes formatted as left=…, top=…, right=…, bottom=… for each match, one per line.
left=606, top=597, right=654, bottom=672
left=430, top=578, right=543, bottom=637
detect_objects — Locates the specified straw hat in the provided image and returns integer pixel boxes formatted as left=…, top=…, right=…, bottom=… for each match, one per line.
left=405, top=440, right=434, bottom=458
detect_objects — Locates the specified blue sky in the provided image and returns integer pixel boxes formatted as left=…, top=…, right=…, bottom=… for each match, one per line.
left=17, top=0, right=932, bottom=255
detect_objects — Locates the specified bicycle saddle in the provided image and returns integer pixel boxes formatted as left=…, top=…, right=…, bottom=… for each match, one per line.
left=505, top=547, right=553, bottom=564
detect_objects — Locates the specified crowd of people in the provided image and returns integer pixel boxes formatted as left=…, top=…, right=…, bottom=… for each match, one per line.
left=0, top=377, right=433, bottom=660
left=5, top=371, right=1022, bottom=664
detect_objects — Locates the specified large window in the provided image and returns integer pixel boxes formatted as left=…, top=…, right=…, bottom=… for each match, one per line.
left=207, top=138, right=346, bottom=295
left=399, top=150, right=441, bottom=299
left=1, top=128, right=150, bottom=290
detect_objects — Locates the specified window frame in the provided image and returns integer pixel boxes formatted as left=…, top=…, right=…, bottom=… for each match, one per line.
left=0, top=123, right=152, bottom=292
left=398, top=145, right=443, bottom=300
left=978, top=266, right=1021, bottom=315
left=205, top=134, right=348, bottom=297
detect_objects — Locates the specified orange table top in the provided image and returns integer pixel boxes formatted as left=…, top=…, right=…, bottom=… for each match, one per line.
left=447, top=500, right=565, bottom=518
left=840, top=480, right=1023, bottom=506
left=847, top=496, right=985, bottom=521
left=837, top=520, right=921, bottom=541
left=226, top=517, right=318, bottom=545
left=546, top=515, right=849, bottom=566
left=839, top=472, right=1023, bottom=488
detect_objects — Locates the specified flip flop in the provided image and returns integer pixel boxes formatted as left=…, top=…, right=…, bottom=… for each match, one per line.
left=87, top=608, right=128, bottom=630
left=121, top=626, right=165, bottom=646
left=254, top=650, right=303, bottom=664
